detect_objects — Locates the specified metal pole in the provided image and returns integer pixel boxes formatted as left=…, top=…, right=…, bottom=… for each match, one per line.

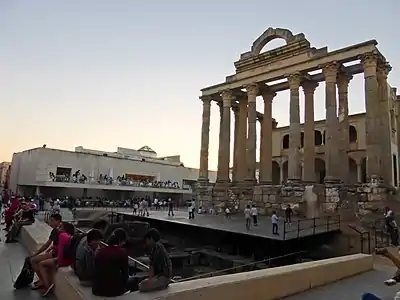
left=283, top=220, right=286, bottom=240
left=297, top=220, right=300, bottom=238
left=313, top=218, right=316, bottom=235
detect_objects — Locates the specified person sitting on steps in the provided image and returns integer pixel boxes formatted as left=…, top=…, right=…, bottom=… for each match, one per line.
left=139, top=228, right=172, bottom=293
left=30, top=213, right=62, bottom=291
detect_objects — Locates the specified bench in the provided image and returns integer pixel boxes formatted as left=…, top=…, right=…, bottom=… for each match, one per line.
left=20, top=220, right=374, bottom=300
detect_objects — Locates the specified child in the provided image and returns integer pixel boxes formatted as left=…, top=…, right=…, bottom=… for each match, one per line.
left=251, top=204, right=258, bottom=227
left=225, top=207, right=231, bottom=219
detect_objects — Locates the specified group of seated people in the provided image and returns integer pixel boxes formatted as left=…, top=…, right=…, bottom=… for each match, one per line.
left=4, top=197, right=37, bottom=243
left=29, top=214, right=172, bottom=297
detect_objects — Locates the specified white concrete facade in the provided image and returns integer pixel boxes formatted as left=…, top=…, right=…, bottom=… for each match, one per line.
left=9, top=146, right=217, bottom=197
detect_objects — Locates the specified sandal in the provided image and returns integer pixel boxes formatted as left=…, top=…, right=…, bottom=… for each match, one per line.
left=42, top=283, right=54, bottom=297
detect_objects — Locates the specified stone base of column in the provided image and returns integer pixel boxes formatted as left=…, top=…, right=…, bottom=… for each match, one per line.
left=195, top=181, right=213, bottom=211
left=258, top=180, right=273, bottom=186
left=324, top=177, right=341, bottom=184
left=287, top=178, right=301, bottom=184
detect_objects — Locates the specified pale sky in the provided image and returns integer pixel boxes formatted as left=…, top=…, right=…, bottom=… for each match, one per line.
left=1, top=1, right=399, bottom=170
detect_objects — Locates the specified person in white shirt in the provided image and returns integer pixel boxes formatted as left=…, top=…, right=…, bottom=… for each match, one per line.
left=271, top=211, right=279, bottom=235
left=225, top=207, right=231, bottom=219
left=188, top=203, right=194, bottom=219
left=250, top=205, right=258, bottom=227
left=244, top=205, right=251, bottom=230
left=53, top=199, right=61, bottom=213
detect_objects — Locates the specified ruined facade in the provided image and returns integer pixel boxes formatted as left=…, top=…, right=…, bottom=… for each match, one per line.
left=196, top=28, right=399, bottom=222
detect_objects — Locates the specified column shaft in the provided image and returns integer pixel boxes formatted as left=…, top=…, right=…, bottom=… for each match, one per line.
left=259, top=91, right=275, bottom=183
left=323, top=62, right=340, bottom=181
left=362, top=53, right=380, bottom=180
left=198, top=97, right=212, bottom=181
left=377, top=63, right=392, bottom=184
left=216, top=102, right=224, bottom=182
left=357, top=162, right=363, bottom=183
left=237, top=98, right=248, bottom=181
left=302, top=81, right=318, bottom=182
left=245, top=84, right=259, bottom=182
left=288, top=73, right=302, bottom=181
left=218, top=90, right=232, bottom=183
left=232, top=107, right=240, bottom=182
left=337, top=74, right=352, bottom=183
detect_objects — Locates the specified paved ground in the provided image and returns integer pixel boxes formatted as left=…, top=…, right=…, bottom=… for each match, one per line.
left=285, top=264, right=399, bottom=300
left=96, top=208, right=341, bottom=240
left=0, top=228, right=55, bottom=299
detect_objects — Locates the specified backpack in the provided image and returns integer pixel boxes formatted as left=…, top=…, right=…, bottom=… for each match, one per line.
left=14, top=257, right=34, bottom=289
left=63, top=233, right=86, bottom=261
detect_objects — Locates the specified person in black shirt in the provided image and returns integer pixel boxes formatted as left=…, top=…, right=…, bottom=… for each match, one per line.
left=285, top=204, right=293, bottom=225
left=92, top=229, right=131, bottom=297
left=139, top=228, right=172, bottom=292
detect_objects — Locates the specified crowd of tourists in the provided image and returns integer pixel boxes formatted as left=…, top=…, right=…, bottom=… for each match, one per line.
left=48, top=171, right=181, bottom=189
left=2, top=195, right=173, bottom=297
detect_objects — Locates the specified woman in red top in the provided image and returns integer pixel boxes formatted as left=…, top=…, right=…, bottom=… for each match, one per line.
left=5, top=197, right=19, bottom=230
left=37, top=222, right=75, bottom=296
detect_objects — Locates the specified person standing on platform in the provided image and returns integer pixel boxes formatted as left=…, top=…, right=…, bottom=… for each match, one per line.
left=285, top=205, right=293, bottom=226
left=188, top=202, right=194, bottom=219
left=167, top=198, right=174, bottom=217
left=251, top=204, right=258, bottom=227
left=271, top=211, right=279, bottom=235
left=244, top=205, right=251, bottom=230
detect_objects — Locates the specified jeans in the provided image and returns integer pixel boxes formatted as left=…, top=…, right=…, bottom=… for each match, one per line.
left=361, top=293, right=381, bottom=300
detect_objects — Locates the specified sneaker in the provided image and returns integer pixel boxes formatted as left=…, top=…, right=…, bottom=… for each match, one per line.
left=385, top=279, right=397, bottom=286
left=42, top=283, right=54, bottom=297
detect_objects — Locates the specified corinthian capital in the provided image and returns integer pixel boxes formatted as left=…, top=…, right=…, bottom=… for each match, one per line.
left=200, top=95, right=212, bottom=106
left=377, top=62, right=392, bottom=80
left=221, top=89, right=233, bottom=107
left=245, top=83, right=259, bottom=98
left=337, top=73, right=353, bottom=91
left=302, top=81, right=319, bottom=94
left=322, top=61, right=339, bottom=82
left=361, top=52, right=378, bottom=69
left=287, top=72, right=302, bottom=89
left=261, top=89, right=276, bottom=102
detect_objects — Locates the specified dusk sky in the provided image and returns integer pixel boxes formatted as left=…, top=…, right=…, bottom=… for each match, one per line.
left=1, top=1, right=399, bottom=170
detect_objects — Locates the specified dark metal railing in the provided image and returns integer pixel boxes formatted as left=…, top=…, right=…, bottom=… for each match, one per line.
left=348, top=222, right=390, bottom=254
left=175, top=250, right=305, bottom=282
left=283, top=215, right=341, bottom=240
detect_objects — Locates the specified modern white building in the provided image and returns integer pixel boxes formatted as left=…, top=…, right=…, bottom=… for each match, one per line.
left=9, top=146, right=217, bottom=201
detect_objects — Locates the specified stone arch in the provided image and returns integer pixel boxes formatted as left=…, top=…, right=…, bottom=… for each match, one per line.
left=315, top=130, right=323, bottom=146
left=349, top=125, right=357, bottom=143
left=315, top=158, right=325, bottom=184
left=282, top=134, right=289, bottom=149
left=272, top=161, right=280, bottom=184
left=251, top=28, right=305, bottom=56
left=348, top=157, right=358, bottom=183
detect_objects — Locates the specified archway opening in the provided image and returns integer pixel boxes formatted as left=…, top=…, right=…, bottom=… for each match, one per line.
left=272, top=161, right=280, bottom=184
left=315, top=130, right=323, bottom=146
left=300, top=132, right=304, bottom=148
left=349, top=125, right=357, bottom=143
left=348, top=158, right=358, bottom=183
left=315, top=158, right=325, bottom=184
left=259, top=38, right=287, bottom=53
left=323, top=131, right=326, bottom=145
left=282, top=134, right=289, bottom=149
left=282, top=161, right=288, bottom=183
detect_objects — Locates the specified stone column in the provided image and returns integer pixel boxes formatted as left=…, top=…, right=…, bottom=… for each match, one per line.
left=357, top=162, right=363, bottom=183
left=377, top=62, right=392, bottom=184
left=396, top=95, right=400, bottom=183
left=323, top=62, right=340, bottom=182
left=302, top=81, right=318, bottom=183
left=288, top=73, right=302, bottom=182
left=237, top=98, right=248, bottom=182
left=245, top=84, right=259, bottom=182
left=337, top=73, right=353, bottom=183
left=259, top=90, right=276, bottom=184
left=361, top=53, right=380, bottom=181
left=198, top=96, right=212, bottom=182
left=232, top=106, right=240, bottom=183
left=216, top=101, right=224, bottom=182
left=217, top=90, right=233, bottom=184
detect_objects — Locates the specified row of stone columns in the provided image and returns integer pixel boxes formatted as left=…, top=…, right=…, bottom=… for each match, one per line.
left=198, top=52, right=392, bottom=186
